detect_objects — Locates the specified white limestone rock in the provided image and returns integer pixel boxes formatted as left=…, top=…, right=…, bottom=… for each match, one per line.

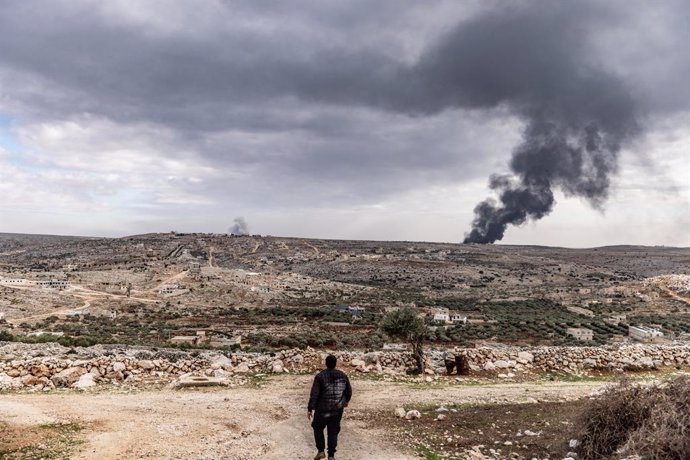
left=405, top=410, right=421, bottom=420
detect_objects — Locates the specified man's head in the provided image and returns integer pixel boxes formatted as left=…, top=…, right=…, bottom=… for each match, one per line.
left=325, top=355, right=337, bottom=369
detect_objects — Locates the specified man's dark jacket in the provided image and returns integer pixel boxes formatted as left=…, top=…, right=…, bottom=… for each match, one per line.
left=308, top=368, right=352, bottom=412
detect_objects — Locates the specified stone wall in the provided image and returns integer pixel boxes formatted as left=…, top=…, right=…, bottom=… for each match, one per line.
left=2, top=341, right=690, bottom=390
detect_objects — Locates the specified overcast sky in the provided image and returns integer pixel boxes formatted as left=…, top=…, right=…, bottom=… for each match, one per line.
left=0, top=0, right=687, bottom=247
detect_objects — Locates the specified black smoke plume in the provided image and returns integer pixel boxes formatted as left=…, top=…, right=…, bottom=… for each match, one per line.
left=398, top=3, right=641, bottom=243
left=229, top=217, right=249, bottom=235
left=410, top=4, right=641, bottom=243
left=295, top=2, right=641, bottom=243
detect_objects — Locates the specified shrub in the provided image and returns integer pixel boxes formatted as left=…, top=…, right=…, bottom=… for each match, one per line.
left=0, top=330, right=15, bottom=341
left=577, top=377, right=690, bottom=459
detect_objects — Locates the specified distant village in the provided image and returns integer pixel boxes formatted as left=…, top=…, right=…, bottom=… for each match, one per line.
left=0, top=232, right=688, bottom=350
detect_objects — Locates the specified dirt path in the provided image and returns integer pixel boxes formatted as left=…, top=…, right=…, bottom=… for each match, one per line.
left=0, top=375, right=608, bottom=459
left=304, top=242, right=320, bottom=257
left=658, top=281, right=690, bottom=308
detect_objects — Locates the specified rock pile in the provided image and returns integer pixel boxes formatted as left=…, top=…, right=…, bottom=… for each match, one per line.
left=3, top=341, right=690, bottom=390
left=458, top=344, right=690, bottom=375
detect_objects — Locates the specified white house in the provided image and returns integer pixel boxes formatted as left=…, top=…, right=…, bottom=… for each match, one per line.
left=604, top=314, right=627, bottom=326
left=188, top=261, right=201, bottom=274
left=250, top=284, right=271, bottom=293
left=433, top=312, right=450, bottom=323
left=0, top=278, right=31, bottom=287
left=629, top=325, right=664, bottom=343
left=35, top=279, right=70, bottom=290
left=432, top=308, right=450, bottom=323
left=159, top=284, right=187, bottom=295
left=450, top=313, right=467, bottom=324
left=567, top=327, right=593, bottom=341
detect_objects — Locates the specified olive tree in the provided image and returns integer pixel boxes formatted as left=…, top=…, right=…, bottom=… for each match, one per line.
left=379, top=306, right=427, bottom=373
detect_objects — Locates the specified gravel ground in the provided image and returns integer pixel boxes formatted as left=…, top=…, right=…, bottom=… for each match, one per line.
left=0, top=374, right=610, bottom=459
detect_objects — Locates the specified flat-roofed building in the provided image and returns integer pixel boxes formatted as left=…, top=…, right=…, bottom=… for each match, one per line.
left=567, top=327, right=593, bottom=341
left=450, top=313, right=467, bottom=324
left=629, top=325, right=664, bottom=343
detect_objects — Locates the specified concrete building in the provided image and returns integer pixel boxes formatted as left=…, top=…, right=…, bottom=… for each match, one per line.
left=188, top=261, right=201, bottom=275
left=250, top=284, right=270, bottom=293
left=169, top=335, right=198, bottom=345
left=36, top=279, right=70, bottom=290
left=159, top=284, right=186, bottom=295
left=0, top=278, right=31, bottom=287
left=567, top=327, right=594, bottom=341
left=433, top=313, right=450, bottom=322
left=604, top=314, right=627, bottom=326
left=433, top=308, right=450, bottom=323
left=450, top=313, right=467, bottom=324
left=629, top=325, right=664, bottom=343
left=27, top=330, right=64, bottom=337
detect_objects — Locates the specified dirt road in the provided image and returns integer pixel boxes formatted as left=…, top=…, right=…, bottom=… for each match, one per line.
left=0, top=375, right=608, bottom=459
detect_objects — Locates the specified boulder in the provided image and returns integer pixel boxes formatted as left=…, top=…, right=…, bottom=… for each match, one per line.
left=493, top=360, right=511, bottom=369
left=271, top=360, right=284, bottom=373
left=235, top=363, right=250, bottom=374
left=30, top=363, right=51, bottom=377
left=138, top=360, right=155, bottom=370
left=6, top=369, right=20, bottom=377
left=51, top=366, right=86, bottom=387
left=583, top=358, right=597, bottom=368
left=72, top=373, right=96, bottom=389
left=0, top=373, right=22, bottom=389
left=105, top=370, right=125, bottom=382
left=213, top=369, right=230, bottom=378
left=22, top=374, right=45, bottom=386
left=211, top=355, right=233, bottom=369
left=517, top=351, right=534, bottom=364
left=350, top=358, right=365, bottom=368
left=639, top=357, right=655, bottom=368
left=405, top=410, right=421, bottom=420
left=363, top=352, right=379, bottom=365
left=112, top=362, right=126, bottom=372
left=394, top=407, right=406, bottom=418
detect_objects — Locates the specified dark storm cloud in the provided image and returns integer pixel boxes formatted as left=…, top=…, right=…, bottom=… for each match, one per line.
left=0, top=0, right=687, bottom=238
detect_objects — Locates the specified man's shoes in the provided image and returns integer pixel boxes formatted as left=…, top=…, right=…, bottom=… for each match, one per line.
left=328, top=457, right=335, bottom=460
left=313, top=452, right=325, bottom=460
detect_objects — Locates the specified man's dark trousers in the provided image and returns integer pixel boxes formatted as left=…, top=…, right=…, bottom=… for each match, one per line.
left=311, top=409, right=343, bottom=456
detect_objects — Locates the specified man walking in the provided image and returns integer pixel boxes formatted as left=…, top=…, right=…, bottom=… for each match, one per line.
left=308, top=355, right=352, bottom=460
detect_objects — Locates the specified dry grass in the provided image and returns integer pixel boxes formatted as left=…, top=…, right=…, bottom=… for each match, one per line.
left=577, top=376, right=690, bottom=459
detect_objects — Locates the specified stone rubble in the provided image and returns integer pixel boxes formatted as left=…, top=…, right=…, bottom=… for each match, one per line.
left=2, top=341, right=690, bottom=390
